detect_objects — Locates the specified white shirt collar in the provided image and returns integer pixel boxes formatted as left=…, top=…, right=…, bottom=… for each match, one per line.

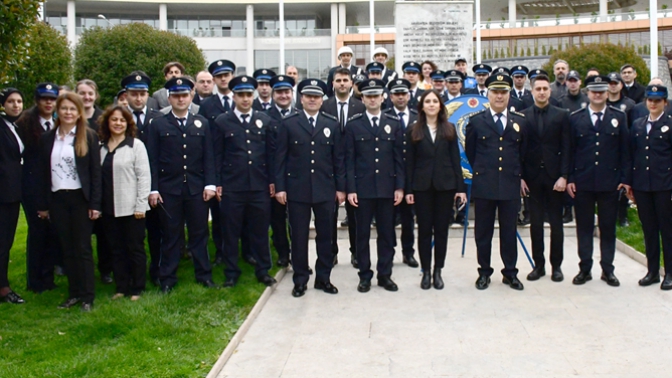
left=648, top=112, right=664, bottom=123
left=40, top=116, right=54, bottom=129
left=490, top=108, right=508, bottom=118
left=275, top=104, right=291, bottom=115
left=234, top=108, right=252, bottom=122
left=395, top=107, right=409, bottom=115
left=589, top=105, right=607, bottom=117
left=366, top=111, right=382, bottom=125
left=303, top=110, right=319, bottom=123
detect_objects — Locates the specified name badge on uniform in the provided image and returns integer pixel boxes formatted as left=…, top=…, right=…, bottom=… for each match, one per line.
left=256, top=119, right=263, bottom=128
left=384, top=125, right=391, bottom=134
left=324, top=128, right=331, bottom=138
left=194, top=120, right=202, bottom=128
left=513, top=123, right=520, bottom=132
left=662, top=126, right=669, bottom=133
left=611, top=119, right=618, bottom=128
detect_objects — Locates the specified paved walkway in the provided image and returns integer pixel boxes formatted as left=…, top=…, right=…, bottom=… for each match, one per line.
left=218, top=236, right=672, bottom=377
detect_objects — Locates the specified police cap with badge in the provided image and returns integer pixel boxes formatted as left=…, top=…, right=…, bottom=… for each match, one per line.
left=402, top=62, right=421, bottom=73
left=228, top=75, right=258, bottom=93
left=121, top=74, right=151, bottom=91
left=253, top=69, right=277, bottom=83
left=445, top=70, right=465, bottom=82
left=270, top=75, right=295, bottom=91
left=358, top=79, right=386, bottom=96
left=607, top=72, right=623, bottom=85
left=472, top=64, right=492, bottom=75
left=528, top=69, right=549, bottom=80
left=208, top=59, right=236, bottom=77
left=35, top=82, right=60, bottom=99
left=511, top=65, right=529, bottom=78
left=165, top=77, right=194, bottom=94
left=645, top=85, right=668, bottom=99
left=298, top=79, right=328, bottom=96
left=485, top=73, right=513, bottom=90
left=387, top=78, right=411, bottom=93
left=584, top=75, right=610, bottom=92
left=366, top=62, right=385, bottom=74
left=492, top=67, right=510, bottom=76
left=430, top=70, right=446, bottom=82
left=567, top=70, right=581, bottom=81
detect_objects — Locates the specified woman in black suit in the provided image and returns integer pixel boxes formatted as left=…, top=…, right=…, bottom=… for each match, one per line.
left=405, top=90, right=467, bottom=290
left=37, top=92, right=102, bottom=312
left=0, top=88, right=26, bottom=304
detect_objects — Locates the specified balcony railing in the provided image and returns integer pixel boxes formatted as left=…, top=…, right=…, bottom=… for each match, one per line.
left=477, top=9, right=669, bottom=29
left=170, top=28, right=246, bottom=37
left=345, top=25, right=396, bottom=34
left=253, top=28, right=331, bottom=37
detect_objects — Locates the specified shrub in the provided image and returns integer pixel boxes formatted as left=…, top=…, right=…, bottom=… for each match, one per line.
left=0, top=0, right=42, bottom=84
left=8, top=22, right=72, bottom=108
left=74, top=23, right=207, bottom=107
left=542, top=43, right=650, bottom=84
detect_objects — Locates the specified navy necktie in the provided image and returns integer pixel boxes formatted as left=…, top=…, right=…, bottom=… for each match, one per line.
left=241, top=113, right=250, bottom=126
left=133, top=111, right=143, bottom=127
left=178, top=117, right=187, bottom=129
left=222, top=96, right=231, bottom=113
left=398, top=112, right=406, bottom=130
left=495, top=113, right=505, bottom=135
left=262, top=102, right=270, bottom=110
left=339, top=102, right=347, bottom=133
left=308, top=117, right=315, bottom=131
left=372, top=116, right=379, bottom=128
left=594, top=112, right=603, bottom=130
left=281, top=109, right=289, bottom=117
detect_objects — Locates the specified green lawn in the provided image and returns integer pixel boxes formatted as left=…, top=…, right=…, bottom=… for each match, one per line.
left=616, top=206, right=665, bottom=267
left=0, top=212, right=278, bottom=378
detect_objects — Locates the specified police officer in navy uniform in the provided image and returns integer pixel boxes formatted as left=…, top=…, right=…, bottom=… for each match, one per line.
left=493, top=67, right=525, bottom=113
left=252, top=69, right=276, bottom=112
left=629, top=85, right=672, bottom=290
left=146, top=77, right=217, bottom=292
left=429, top=70, right=449, bottom=103
left=121, top=73, right=164, bottom=285
left=213, top=75, right=278, bottom=288
left=402, top=62, right=424, bottom=110
left=384, top=78, right=419, bottom=268
left=345, top=79, right=405, bottom=293
left=275, top=79, right=345, bottom=297
left=444, top=70, right=464, bottom=101
left=464, top=64, right=492, bottom=96
left=566, top=75, right=631, bottom=287
left=366, top=62, right=392, bottom=110
left=465, top=74, right=528, bottom=291
left=510, top=65, right=531, bottom=103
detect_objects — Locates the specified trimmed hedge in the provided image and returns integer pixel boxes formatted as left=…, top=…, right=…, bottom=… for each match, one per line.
left=74, top=23, right=207, bottom=107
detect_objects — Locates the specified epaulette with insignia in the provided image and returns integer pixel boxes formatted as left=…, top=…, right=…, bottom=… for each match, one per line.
left=409, top=108, right=418, bottom=115
left=321, top=112, right=338, bottom=122
left=510, top=110, right=525, bottom=118
left=570, top=108, right=585, bottom=116
left=383, top=112, right=399, bottom=120
left=284, top=112, right=299, bottom=119
left=472, top=109, right=487, bottom=117
left=347, top=113, right=363, bottom=122
left=608, top=105, right=625, bottom=114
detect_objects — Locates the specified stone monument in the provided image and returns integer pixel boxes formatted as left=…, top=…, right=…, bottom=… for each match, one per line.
left=394, top=1, right=474, bottom=73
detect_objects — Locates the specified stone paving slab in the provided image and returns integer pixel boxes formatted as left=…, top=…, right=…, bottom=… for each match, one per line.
left=218, top=236, right=672, bottom=378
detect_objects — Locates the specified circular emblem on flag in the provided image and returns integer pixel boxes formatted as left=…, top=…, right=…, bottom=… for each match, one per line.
left=311, top=80, right=317, bottom=86
left=384, top=125, right=391, bottom=134
left=194, top=120, right=202, bottom=128
left=136, top=75, right=142, bottom=81
left=46, top=84, right=52, bottom=90
left=612, top=118, right=618, bottom=127
left=653, top=87, right=658, bottom=92
left=467, top=98, right=479, bottom=108
left=217, top=61, right=223, bottom=66
left=242, top=77, right=248, bottom=82
left=595, top=77, right=602, bottom=83
left=256, top=119, right=263, bottom=128
left=279, top=76, right=284, bottom=81
left=176, top=79, right=183, bottom=85
left=324, top=128, right=331, bottom=137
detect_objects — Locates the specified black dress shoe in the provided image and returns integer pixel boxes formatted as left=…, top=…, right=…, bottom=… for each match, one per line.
left=213, top=257, right=224, bottom=266
left=292, top=284, right=307, bottom=297
left=433, top=269, right=444, bottom=290
left=475, top=275, right=490, bottom=290
left=160, top=285, right=173, bottom=294
left=420, top=272, right=431, bottom=290
left=517, top=216, right=530, bottom=226
left=58, top=298, right=81, bottom=309
left=455, top=214, right=465, bottom=224
left=258, top=274, right=277, bottom=286
left=661, top=274, right=672, bottom=291
left=340, top=216, right=349, bottom=227
left=351, top=255, right=359, bottom=269
left=276, top=257, right=290, bottom=267
left=81, top=302, right=93, bottom=312
left=638, top=272, right=660, bottom=286
left=357, top=279, right=371, bottom=293
left=572, top=271, right=592, bottom=285
left=101, top=274, right=113, bottom=285
left=403, top=255, right=419, bottom=268
left=377, top=277, right=398, bottom=292
left=562, top=206, right=573, bottom=224
left=526, top=267, right=546, bottom=281
left=199, top=279, right=217, bottom=288
left=394, top=214, right=402, bottom=226
left=601, top=272, right=620, bottom=287
left=222, top=278, right=237, bottom=287
left=243, top=255, right=258, bottom=266
left=551, top=268, right=564, bottom=282
left=0, top=291, right=25, bottom=304
left=502, top=275, right=524, bottom=290
left=314, top=281, right=339, bottom=294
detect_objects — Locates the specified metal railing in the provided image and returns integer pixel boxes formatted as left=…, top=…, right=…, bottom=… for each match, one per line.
left=170, top=28, right=246, bottom=37
left=253, top=28, right=331, bottom=37
left=477, top=9, right=668, bottom=29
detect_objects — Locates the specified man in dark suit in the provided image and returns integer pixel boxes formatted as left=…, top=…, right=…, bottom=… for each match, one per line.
left=345, top=79, right=405, bottom=293
left=465, top=74, right=528, bottom=291
left=252, top=69, right=276, bottom=112
left=521, top=74, right=572, bottom=283
left=566, top=75, right=631, bottom=287
left=152, top=62, right=185, bottom=109
left=321, top=67, right=366, bottom=268
left=402, top=62, right=424, bottom=110
left=385, top=78, right=419, bottom=268
left=146, top=78, right=217, bottom=293
left=193, top=70, right=214, bottom=105
left=266, top=75, right=296, bottom=268
left=275, top=79, right=345, bottom=297
left=620, top=64, right=646, bottom=104
left=213, top=75, right=278, bottom=288
left=326, top=46, right=363, bottom=98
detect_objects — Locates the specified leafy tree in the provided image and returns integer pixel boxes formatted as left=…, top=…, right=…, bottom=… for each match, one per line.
left=542, top=43, right=650, bottom=84
left=74, top=23, right=207, bottom=106
left=8, top=22, right=72, bottom=108
left=0, top=0, right=43, bottom=84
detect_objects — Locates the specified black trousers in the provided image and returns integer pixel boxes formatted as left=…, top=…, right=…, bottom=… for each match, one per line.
left=23, top=197, right=59, bottom=292
left=474, top=198, right=519, bottom=278
left=633, top=190, right=672, bottom=275
left=332, top=200, right=357, bottom=257
left=208, top=197, right=223, bottom=260
left=528, top=172, right=564, bottom=269
left=50, top=190, right=95, bottom=303
left=146, top=207, right=162, bottom=283
left=0, top=202, right=20, bottom=288
left=221, top=190, right=271, bottom=281
left=574, top=190, right=618, bottom=274
left=415, top=189, right=455, bottom=271
left=394, top=198, right=416, bottom=257
left=617, top=193, right=629, bottom=222
left=270, top=199, right=291, bottom=261
left=158, top=184, right=212, bottom=287
left=103, top=215, right=147, bottom=295
left=355, top=198, right=395, bottom=281
left=288, top=200, right=334, bottom=286
left=93, top=219, right=112, bottom=276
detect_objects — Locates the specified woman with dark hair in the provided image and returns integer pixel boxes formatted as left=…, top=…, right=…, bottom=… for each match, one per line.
left=16, top=83, right=63, bottom=293
left=98, top=106, right=150, bottom=300
left=0, top=88, right=26, bottom=304
left=37, top=92, right=101, bottom=312
left=405, top=90, right=467, bottom=290
left=419, top=61, right=437, bottom=91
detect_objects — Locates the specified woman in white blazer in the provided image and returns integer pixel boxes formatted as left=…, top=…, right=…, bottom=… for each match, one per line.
left=98, top=105, right=151, bottom=300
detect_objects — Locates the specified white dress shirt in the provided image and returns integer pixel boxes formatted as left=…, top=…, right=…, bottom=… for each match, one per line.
left=39, top=116, right=54, bottom=131
left=336, top=96, right=350, bottom=124
left=366, top=111, right=382, bottom=127
left=303, top=111, right=319, bottom=125
left=647, top=112, right=664, bottom=134
left=589, top=106, right=607, bottom=126
left=234, top=108, right=252, bottom=124
left=428, top=126, right=437, bottom=142
left=128, top=106, right=148, bottom=125
left=395, top=107, right=410, bottom=128
left=51, top=126, right=82, bottom=192
left=490, top=108, right=508, bottom=132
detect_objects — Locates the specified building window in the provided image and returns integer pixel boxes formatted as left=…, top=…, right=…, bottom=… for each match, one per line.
left=255, top=49, right=331, bottom=80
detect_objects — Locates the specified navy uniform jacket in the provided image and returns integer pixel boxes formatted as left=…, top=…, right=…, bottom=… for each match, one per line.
left=630, top=113, right=672, bottom=192
left=198, top=94, right=234, bottom=125
left=465, top=110, right=528, bottom=200
left=408, top=88, right=425, bottom=111
left=384, top=107, right=418, bottom=162
left=0, top=117, right=23, bottom=203
left=146, top=113, right=215, bottom=196
left=252, top=98, right=273, bottom=112
left=136, top=109, right=164, bottom=144
left=521, top=105, right=572, bottom=181
left=607, top=96, right=636, bottom=127
left=345, top=112, right=405, bottom=199
left=213, top=110, right=277, bottom=192
left=568, top=106, right=631, bottom=192
left=275, top=111, right=345, bottom=203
